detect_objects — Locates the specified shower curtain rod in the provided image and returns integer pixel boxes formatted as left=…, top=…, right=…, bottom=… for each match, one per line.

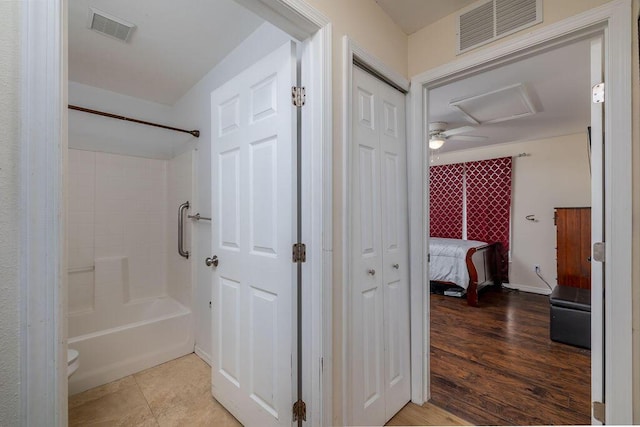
left=68, top=104, right=200, bottom=138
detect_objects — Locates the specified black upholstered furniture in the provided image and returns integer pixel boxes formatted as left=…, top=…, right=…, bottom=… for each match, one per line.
left=549, top=285, right=591, bottom=349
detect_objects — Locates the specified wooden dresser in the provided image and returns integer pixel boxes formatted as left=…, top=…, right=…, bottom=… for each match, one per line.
left=555, top=207, right=591, bottom=289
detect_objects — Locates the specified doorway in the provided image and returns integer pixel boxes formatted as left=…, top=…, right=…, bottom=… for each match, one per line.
left=408, top=4, right=633, bottom=424
left=424, top=35, right=596, bottom=425
left=21, top=0, right=331, bottom=424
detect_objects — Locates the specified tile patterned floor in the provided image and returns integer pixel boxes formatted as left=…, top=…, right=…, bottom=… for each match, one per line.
left=70, top=352, right=467, bottom=426
left=68, top=354, right=241, bottom=427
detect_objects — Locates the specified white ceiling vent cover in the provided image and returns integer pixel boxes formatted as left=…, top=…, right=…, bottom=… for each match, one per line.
left=458, top=1, right=494, bottom=53
left=457, top=0, right=542, bottom=54
left=88, top=8, right=136, bottom=42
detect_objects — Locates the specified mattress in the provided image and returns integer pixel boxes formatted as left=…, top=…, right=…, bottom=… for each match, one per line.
left=429, top=237, right=488, bottom=289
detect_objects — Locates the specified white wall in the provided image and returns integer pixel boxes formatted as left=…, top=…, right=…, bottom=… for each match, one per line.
left=171, top=22, right=292, bottom=363
left=67, top=150, right=169, bottom=315
left=167, top=150, right=194, bottom=308
left=0, top=1, right=21, bottom=424
left=432, top=133, right=591, bottom=294
left=69, top=81, right=194, bottom=160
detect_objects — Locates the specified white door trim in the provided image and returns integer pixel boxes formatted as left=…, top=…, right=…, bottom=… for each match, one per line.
left=408, top=0, right=633, bottom=422
left=23, top=0, right=331, bottom=424
left=20, top=0, right=68, bottom=425
left=589, top=34, right=605, bottom=426
left=342, top=36, right=410, bottom=426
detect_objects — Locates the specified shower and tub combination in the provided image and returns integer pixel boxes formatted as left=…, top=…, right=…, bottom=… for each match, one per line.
left=67, top=147, right=197, bottom=395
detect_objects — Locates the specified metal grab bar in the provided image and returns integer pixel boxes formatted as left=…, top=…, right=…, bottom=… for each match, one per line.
left=188, top=213, right=211, bottom=221
left=178, top=201, right=190, bottom=259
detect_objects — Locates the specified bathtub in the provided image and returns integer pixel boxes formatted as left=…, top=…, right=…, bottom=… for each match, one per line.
left=68, top=296, right=193, bottom=395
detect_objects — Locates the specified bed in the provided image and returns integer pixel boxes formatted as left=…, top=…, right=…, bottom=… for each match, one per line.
left=429, top=237, right=501, bottom=307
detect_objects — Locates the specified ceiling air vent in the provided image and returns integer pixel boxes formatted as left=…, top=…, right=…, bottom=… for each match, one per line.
left=457, top=0, right=542, bottom=54
left=88, top=8, right=136, bottom=43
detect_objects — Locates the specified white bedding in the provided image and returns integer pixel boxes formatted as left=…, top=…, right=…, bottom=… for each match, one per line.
left=429, top=237, right=488, bottom=289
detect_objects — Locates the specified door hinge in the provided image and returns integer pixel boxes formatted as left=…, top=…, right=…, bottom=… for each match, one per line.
left=293, top=399, right=307, bottom=422
left=593, top=242, right=605, bottom=263
left=427, top=253, right=431, bottom=263
left=593, top=401, right=605, bottom=423
left=592, top=82, right=605, bottom=104
left=292, top=243, right=306, bottom=263
left=292, top=86, right=306, bottom=107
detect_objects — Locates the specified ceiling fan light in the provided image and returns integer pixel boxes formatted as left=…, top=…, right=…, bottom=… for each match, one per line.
left=429, top=138, right=445, bottom=150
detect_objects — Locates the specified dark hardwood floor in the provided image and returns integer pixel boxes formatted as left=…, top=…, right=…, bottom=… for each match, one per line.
left=430, top=287, right=591, bottom=425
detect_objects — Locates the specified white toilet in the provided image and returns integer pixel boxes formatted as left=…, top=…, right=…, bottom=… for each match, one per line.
left=67, top=349, right=79, bottom=378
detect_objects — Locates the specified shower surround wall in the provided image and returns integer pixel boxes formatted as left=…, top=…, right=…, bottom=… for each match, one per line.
left=68, top=150, right=167, bottom=311
left=167, top=150, right=194, bottom=307
left=67, top=148, right=193, bottom=395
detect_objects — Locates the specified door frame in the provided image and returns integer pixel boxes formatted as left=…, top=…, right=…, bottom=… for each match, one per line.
left=231, top=3, right=333, bottom=425
left=20, top=0, right=332, bottom=425
left=341, top=36, right=410, bottom=426
left=20, top=0, right=68, bottom=425
left=408, top=0, right=633, bottom=423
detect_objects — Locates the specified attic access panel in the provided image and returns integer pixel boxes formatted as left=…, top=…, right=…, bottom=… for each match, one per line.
left=449, top=83, right=537, bottom=125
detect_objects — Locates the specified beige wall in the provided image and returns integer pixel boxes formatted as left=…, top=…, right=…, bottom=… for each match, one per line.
left=408, top=0, right=613, bottom=76
left=631, top=0, right=639, bottom=421
left=306, top=0, right=408, bottom=78
left=299, top=0, right=408, bottom=424
left=432, top=134, right=591, bottom=294
left=0, top=1, right=21, bottom=425
left=410, top=0, right=640, bottom=421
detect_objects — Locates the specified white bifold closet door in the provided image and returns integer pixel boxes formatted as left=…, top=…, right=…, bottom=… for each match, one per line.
left=210, top=41, right=296, bottom=427
left=351, top=66, right=410, bottom=426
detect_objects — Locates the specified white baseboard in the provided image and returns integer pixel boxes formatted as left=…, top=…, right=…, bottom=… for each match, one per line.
left=502, top=283, right=552, bottom=296
left=194, top=345, right=211, bottom=366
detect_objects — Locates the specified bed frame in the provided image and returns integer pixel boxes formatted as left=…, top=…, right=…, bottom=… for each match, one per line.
left=430, top=240, right=503, bottom=306
left=465, top=242, right=501, bottom=306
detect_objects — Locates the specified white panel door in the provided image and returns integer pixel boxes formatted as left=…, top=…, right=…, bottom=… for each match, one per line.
left=351, top=66, right=410, bottom=426
left=210, top=41, right=296, bottom=427
left=378, top=78, right=411, bottom=422
left=352, top=67, right=385, bottom=425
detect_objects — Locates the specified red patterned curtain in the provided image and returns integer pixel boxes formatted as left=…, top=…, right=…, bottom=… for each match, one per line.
left=429, top=163, right=464, bottom=239
left=465, top=157, right=513, bottom=280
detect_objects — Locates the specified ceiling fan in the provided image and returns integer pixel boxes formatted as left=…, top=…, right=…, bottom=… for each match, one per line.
left=428, top=122, right=487, bottom=150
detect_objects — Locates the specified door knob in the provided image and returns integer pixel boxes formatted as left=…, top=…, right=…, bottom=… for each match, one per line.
left=205, top=256, right=219, bottom=267
left=367, top=269, right=376, bottom=276
left=392, top=263, right=399, bottom=269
